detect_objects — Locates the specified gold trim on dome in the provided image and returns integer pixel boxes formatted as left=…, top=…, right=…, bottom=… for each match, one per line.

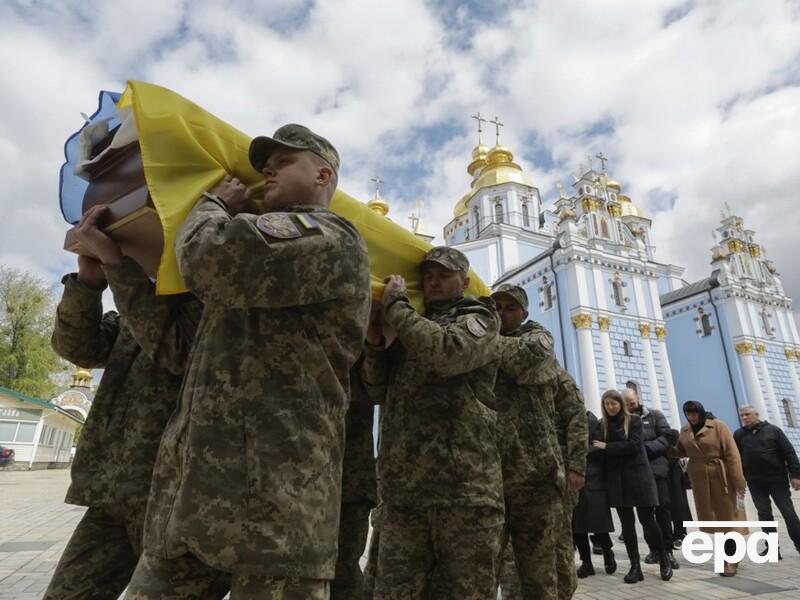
left=639, top=323, right=651, bottom=338
left=572, top=313, right=592, bottom=329
left=727, top=240, right=745, bottom=253
left=749, top=244, right=761, bottom=257
left=711, top=246, right=725, bottom=261
left=735, top=342, right=753, bottom=355
left=367, top=198, right=390, bottom=216
left=756, top=343, right=766, bottom=356
left=785, top=348, right=795, bottom=361
left=655, top=326, right=667, bottom=341
left=598, top=316, right=611, bottom=331
left=559, top=208, right=577, bottom=222
left=606, top=180, right=621, bottom=192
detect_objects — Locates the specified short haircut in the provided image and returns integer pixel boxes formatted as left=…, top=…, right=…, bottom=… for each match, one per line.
left=738, top=405, right=758, bottom=414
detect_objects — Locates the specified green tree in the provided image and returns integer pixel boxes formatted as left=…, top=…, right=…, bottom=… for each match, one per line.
left=0, top=266, right=67, bottom=398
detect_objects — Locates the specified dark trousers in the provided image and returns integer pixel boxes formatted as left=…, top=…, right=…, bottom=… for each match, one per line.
left=649, top=478, right=674, bottom=551
left=574, top=532, right=612, bottom=562
left=616, top=507, right=665, bottom=562
left=669, top=465, right=693, bottom=539
left=748, top=479, right=800, bottom=548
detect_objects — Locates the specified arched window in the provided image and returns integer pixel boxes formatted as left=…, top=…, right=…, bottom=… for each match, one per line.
left=782, top=398, right=797, bottom=428
left=761, top=308, right=773, bottom=336
left=600, top=218, right=610, bottom=238
left=701, top=314, right=713, bottom=336
left=494, top=201, right=504, bottom=224
left=540, top=277, right=554, bottom=311
left=623, top=341, right=633, bottom=356
left=613, top=280, right=624, bottom=307
left=522, top=201, right=530, bottom=227
left=473, top=206, right=481, bottom=237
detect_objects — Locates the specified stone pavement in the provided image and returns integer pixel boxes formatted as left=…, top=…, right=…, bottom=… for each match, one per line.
left=1, top=469, right=799, bottom=599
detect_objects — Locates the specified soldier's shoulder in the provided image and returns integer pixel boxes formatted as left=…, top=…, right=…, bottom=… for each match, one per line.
left=454, top=296, right=499, bottom=329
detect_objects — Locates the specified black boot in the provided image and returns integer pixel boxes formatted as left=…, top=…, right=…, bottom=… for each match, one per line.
left=577, top=561, right=595, bottom=578
left=603, top=548, right=617, bottom=574
left=592, top=544, right=603, bottom=555
left=668, top=551, right=680, bottom=570
left=659, top=552, right=673, bottom=581
left=759, top=542, right=782, bottom=560
left=623, top=559, right=644, bottom=584
left=644, top=550, right=658, bottom=564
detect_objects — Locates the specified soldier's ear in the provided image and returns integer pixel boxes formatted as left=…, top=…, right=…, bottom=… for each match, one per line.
left=523, top=310, right=529, bottom=319
left=462, top=275, right=470, bottom=290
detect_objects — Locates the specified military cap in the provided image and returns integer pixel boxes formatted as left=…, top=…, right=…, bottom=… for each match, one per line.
left=491, top=283, right=529, bottom=311
left=249, top=124, right=340, bottom=173
left=421, top=246, right=470, bottom=275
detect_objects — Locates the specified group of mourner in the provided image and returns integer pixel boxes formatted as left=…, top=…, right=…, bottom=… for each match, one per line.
left=41, top=124, right=800, bottom=599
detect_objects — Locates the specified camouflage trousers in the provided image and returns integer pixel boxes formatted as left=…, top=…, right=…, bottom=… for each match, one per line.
left=496, top=485, right=562, bottom=600
left=554, top=491, right=579, bottom=600
left=124, top=551, right=322, bottom=599
left=362, top=505, right=383, bottom=600
left=43, top=502, right=145, bottom=600
left=331, top=501, right=372, bottom=600
left=374, top=503, right=504, bottom=600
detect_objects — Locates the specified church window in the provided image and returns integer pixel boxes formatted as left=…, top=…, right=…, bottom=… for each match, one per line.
left=592, top=214, right=599, bottom=233
left=782, top=399, right=797, bottom=428
left=522, top=201, right=530, bottom=227
left=613, top=280, right=625, bottom=307
left=494, top=200, right=505, bottom=224
left=473, top=207, right=481, bottom=237
left=540, top=277, right=554, bottom=311
left=701, top=314, right=713, bottom=336
left=600, top=218, right=610, bottom=238
left=761, top=307, right=773, bottom=337
left=623, top=341, right=633, bottom=356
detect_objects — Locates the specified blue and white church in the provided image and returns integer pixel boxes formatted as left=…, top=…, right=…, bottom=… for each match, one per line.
left=436, top=118, right=800, bottom=448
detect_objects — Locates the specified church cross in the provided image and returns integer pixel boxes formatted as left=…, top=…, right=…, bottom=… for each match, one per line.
left=370, top=176, right=383, bottom=198
left=595, top=151, right=608, bottom=172
left=471, top=112, right=487, bottom=145
left=489, top=115, right=504, bottom=144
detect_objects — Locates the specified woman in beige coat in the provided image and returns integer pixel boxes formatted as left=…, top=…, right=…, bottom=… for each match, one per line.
left=671, top=401, right=747, bottom=576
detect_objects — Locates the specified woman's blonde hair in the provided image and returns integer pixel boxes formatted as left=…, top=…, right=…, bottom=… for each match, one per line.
left=601, top=389, right=631, bottom=440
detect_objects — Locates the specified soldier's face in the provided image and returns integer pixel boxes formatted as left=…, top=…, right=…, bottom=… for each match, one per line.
left=422, top=263, right=468, bottom=302
left=494, top=294, right=527, bottom=334
left=261, top=149, right=325, bottom=207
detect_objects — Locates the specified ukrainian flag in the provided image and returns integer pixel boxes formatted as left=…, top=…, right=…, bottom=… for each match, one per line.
left=60, top=81, right=490, bottom=309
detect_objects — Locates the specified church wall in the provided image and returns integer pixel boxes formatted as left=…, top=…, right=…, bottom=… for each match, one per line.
left=514, top=262, right=568, bottom=369
left=607, top=317, right=650, bottom=397
left=461, top=244, right=492, bottom=286
left=763, top=346, right=800, bottom=448
left=664, top=296, right=742, bottom=429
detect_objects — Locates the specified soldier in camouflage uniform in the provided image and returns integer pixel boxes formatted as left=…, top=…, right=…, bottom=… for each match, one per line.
left=331, top=356, right=377, bottom=600
left=491, top=284, right=562, bottom=600
left=43, top=247, right=212, bottom=600
left=362, top=246, right=504, bottom=600
left=121, top=125, right=372, bottom=599
left=553, top=368, right=588, bottom=600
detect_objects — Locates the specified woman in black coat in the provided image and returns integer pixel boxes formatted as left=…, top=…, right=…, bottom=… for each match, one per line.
left=572, top=411, right=616, bottom=578
left=591, top=390, right=672, bottom=583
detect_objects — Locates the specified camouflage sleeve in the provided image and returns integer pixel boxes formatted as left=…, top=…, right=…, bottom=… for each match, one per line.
left=361, top=343, right=388, bottom=405
left=555, top=369, right=588, bottom=476
left=102, top=257, right=202, bottom=377
left=382, top=290, right=499, bottom=378
left=51, top=274, right=120, bottom=368
left=497, top=327, right=557, bottom=385
left=175, top=197, right=366, bottom=308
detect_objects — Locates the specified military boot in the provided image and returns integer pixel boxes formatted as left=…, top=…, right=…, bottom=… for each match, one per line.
left=603, top=548, right=617, bottom=574
left=623, top=559, right=644, bottom=584
left=659, top=551, right=673, bottom=581
left=576, top=561, right=595, bottom=578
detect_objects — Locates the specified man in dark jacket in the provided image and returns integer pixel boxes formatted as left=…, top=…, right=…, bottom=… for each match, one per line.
left=622, top=388, right=679, bottom=569
left=734, top=406, right=800, bottom=555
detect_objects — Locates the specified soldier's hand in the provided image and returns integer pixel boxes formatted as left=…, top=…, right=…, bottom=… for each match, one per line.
left=366, top=302, right=383, bottom=346
left=210, top=174, right=252, bottom=216
left=382, top=275, right=406, bottom=304
left=73, top=205, right=124, bottom=266
left=77, top=255, right=107, bottom=290
left=566, top=470, right=585, bottom=492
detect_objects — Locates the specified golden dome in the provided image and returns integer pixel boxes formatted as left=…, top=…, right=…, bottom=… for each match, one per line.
left=618, top=194, right=644, bottom=218
left=367, top=197, right=390, bottom=217
left=606, top=180, right=622, bottom=192
left=472, top=143, right=489, bottom=161
left=559, top=208, right=577, bottom=221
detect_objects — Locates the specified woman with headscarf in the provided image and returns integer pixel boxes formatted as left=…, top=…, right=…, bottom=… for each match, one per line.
left=591, top=390, right=672, bottom=584
left=671, top=401, right=747, bottom=576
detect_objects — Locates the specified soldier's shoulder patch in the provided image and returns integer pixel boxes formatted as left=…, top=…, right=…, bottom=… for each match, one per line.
left=295, top=213, right=320, bottom=230
left=256, top=213, right=301, bottom=239
left=536, top=331, right=555, bottom=350
left=466, top=316, right=488, bottom=337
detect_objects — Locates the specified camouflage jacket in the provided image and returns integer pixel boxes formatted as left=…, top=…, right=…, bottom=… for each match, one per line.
left=51, top=262, right=197, bottom=509
left=494, top=320, right=564, bottom=494
left=554, top=367, right=588, bottom=478
left=144, top=198, right=371, bottom=579
left=362, top=292, right=504, bottom=509
left=342, top=356, right=377, bottom=506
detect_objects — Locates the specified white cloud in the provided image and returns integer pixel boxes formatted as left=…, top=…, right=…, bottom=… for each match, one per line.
left=0, top=0, right=799, bottom=320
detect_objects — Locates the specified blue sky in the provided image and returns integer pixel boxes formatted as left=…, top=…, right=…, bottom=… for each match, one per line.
left=1, top=0, right=799, bottom=314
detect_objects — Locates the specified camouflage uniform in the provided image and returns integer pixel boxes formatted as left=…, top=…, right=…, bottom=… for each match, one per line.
left=492, top=306, right=562, bottom=600
left=44, top=260, right=209, bottom=600
left=331, top=358, right=377, bottom=600
left=125, top=190, right=371, bottom=597
left=362, top=504, right=383, bottom=600
left=553, top=369, right=588, bottom=600
left=363, top=249, right=504, bottom=600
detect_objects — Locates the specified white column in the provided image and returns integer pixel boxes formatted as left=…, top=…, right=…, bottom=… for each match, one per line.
left=656, top=326, right=681, bottom=428
left=598, top=316, right=617, bottom=389
left=756, top=344, right=783, bottom=426
left=28, top=418, right=44, bottom=469
left=573, top=313, right=601, bottom=416
left=736, top=342, right=769, bottom=418
left=639, top=323, right=663, bottom=411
